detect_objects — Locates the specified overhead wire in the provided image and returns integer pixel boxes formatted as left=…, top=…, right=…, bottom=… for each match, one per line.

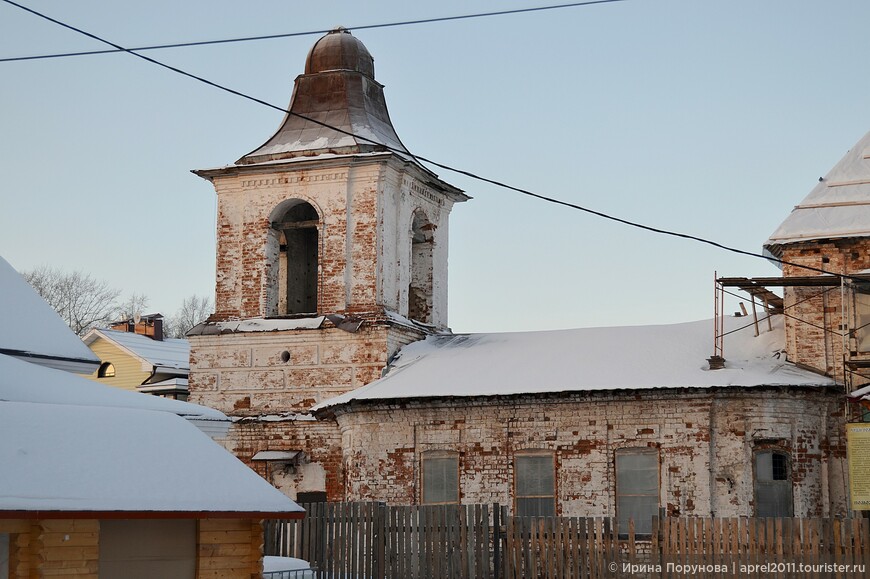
left=0, top=0, right=626, bottom=63
left=2, top=0, right=866, bottom=285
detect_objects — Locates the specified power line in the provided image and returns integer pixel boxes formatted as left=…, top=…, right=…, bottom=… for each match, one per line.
left=0, top=0, right=626, bottom=63
left=2, top=0, right=864, bottom=285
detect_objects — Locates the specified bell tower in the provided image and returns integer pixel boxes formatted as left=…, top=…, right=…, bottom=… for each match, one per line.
left=188, top=28, right=468, bottom=501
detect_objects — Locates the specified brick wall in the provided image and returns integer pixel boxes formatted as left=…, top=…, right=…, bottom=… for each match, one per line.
left=204, top=155, right=458, bottom=327
left=190, top=323, right=425, bottom=501
left=332, top=387, right=848, bottom=517
left=780, top=238, right=870, bottom=386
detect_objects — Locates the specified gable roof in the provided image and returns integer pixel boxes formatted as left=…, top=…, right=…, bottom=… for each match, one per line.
left=0, top=401, right=303, bottom=518
left=0, top=256, right=99, bottom=374
left=313, top=315, right=833, bottom=411
left=84, top=328, right=189, bottom=372
left=0, top=352, right=223, bottom=422
left=766, top=129, right=870, bottom=255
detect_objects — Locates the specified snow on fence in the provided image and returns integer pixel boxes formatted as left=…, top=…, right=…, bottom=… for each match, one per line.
left=264, top=503, right=870, bottom=578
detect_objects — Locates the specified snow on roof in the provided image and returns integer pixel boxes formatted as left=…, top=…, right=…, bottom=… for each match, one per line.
left=189, top=316, right=326, bottom=335
left=0, top=353, right=225, bottom=422
left=766, top=129, right=870, bottom=253
left=0, top=256, right=99, bottom=372
left=313, top=315, right=833, bottom=411
left=85, top=328, right=190, bottom=371
left=0, top=401, right=302, bottom=516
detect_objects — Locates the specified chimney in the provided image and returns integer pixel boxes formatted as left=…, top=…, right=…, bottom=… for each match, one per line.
left=153, top=317, right=163, bottom=341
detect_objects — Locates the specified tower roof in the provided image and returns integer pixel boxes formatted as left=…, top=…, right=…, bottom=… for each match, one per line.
left=238, top=27, right=411, bottom=165
left=765, top=129, right=870, bottom=256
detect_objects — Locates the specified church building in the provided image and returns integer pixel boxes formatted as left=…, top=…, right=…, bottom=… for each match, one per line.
left=190, top=28, right=865, bottom=526
left=189, top=27, right=467, bottom=501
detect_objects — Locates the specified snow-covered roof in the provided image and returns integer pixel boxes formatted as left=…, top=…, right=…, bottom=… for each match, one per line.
left=0, top=401, right=303, bottom=517
left=314, top=315, right=833, bottom=411
left=0, top=352, right=224, bottom=422
left=0, top=256, right=99, bottom=373
left=188, top=316, right=326, bottom=335
left=766, top=129, right=870, bottom=254
left=84, top=328, right=190, bottom=372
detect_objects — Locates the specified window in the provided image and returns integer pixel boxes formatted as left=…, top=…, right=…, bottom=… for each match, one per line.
left=616, top=449, right=659, bottom=535
left=514, top=451, right=555, bottom=517
left=98, top=362, right=115, bottom=378
left=408, top=210, right=434, bottom=323
left=272, top=201, right=319, bottom=315
left=854, top=283, right=870, bottom=352
left=421, top=450, right=459, bottom=505
left=755, top=450, right=793, bottom=517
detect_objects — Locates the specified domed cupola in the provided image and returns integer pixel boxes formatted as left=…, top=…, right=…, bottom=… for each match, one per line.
left=304, top=26, right=375, bottom=78
left=238, top=27, right=410, bottom=165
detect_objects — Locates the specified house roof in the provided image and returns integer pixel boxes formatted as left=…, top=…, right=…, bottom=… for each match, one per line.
left=766, top=129, right=870, bottom=255
left=84, top=328, right=190, bottom=372
left=313, top=315, right=834, bottom=411
left=0, top=256, right=100, bottom=374
left=0, top=400, right=303, bottom=518
left=0, top=352, right=223, bottom=422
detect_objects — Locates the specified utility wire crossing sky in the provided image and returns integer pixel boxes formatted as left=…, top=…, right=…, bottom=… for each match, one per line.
left=3, top=0, right=870, bottom=331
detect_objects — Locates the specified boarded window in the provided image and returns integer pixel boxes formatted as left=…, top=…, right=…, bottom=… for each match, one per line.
left=755, top=450, right=793, bottom=517
left=854, top=284, right=870, bottom=353
left=515, top=452, right=555, bottom=517
left=99, top=519, right=195, bottom=579
left=616, top=449, right=659, bottom=534
left=422, top=451, right=459, bottom=504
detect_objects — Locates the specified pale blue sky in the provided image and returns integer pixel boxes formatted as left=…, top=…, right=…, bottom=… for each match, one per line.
left=2, top=1, right=869, bottom=333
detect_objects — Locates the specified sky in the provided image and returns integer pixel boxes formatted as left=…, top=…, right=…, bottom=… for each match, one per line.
left=1, top=0, right=869, bottom=334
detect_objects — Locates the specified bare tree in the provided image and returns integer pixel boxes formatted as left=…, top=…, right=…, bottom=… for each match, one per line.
left=116, top=292, right=150, bottom=321
left=166, top=294, right=213, bottom=338
left=23, top=266, right=121, bottom=336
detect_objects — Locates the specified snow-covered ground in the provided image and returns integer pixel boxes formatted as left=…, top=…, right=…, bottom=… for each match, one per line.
left=263, top=556, right=315, bottom=578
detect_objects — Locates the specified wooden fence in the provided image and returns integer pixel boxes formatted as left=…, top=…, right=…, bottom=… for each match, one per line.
left=264, top=504, right=870, bottom=578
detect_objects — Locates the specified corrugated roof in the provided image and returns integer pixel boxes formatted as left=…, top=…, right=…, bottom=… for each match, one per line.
left=87, top=328, right=190, bottom=370
left=314, top=315, right=833, bottom=411
left=766, top=129, right=870, bottom=254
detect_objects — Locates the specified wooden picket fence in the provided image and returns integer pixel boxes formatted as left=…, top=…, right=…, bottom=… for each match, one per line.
left=264, top=503, right=870, bottom=578
left=655, top=517, right=870, bottom=578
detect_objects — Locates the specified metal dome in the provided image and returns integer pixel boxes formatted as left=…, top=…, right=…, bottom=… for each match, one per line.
left=304, top=27, right=375, bottom=78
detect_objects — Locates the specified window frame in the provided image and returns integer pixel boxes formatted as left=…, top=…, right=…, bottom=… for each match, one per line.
left=753, top=449, right=794, bottom=518
left=615, top=448, right=660, bottom=536
left=513, top=450, right=556, bottom=517
left=97, top=361, right=115, bottom=378
left=420, top=450, right=460, bottom=505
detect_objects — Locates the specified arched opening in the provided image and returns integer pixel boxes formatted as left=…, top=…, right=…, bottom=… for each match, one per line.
left=98, top=362, right=115, bottom=378
left=272, top=201, right=319, bottom=315
left=408, top=210, right=434, bottom=323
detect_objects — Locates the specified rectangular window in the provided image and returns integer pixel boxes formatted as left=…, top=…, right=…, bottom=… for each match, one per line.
left=515, top=452, right=556, bottom=517
left=854, top=284, right=870, bottom=352
left=755, top=450, right=793, bottom=517
left=422, top=451, right=459, bottom=505
left=616, top=449, right=659, bottom=535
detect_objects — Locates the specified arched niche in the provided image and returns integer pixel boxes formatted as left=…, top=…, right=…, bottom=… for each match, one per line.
left=268, top=200, right=320, bottom=315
